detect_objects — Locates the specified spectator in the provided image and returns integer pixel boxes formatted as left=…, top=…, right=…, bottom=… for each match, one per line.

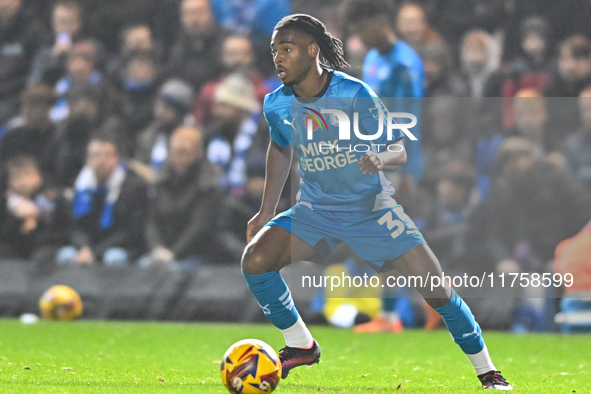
left=423, top=161, right=477, bottom=269
left=422, top=42, right=466, bottom=97
left=502, top=0, right=591, bottom=61
left=545, top=35, right=591, bottom=134
left=471, top=100, right=505, bottom=201
left=76, top=0, right=156, bottom=51
left=216, top=157, right=265, bottom=261
left=50, top=40, right=116, bottom=123
left=194, top=34, right=268, bottom=126
left=0, top=85, right=56, bottom=175
left=209, top=0, right=289, bottom=76
left=487, top=137, right=591, bottom=274
left=144, top=126, right=221, bottom=270
left=29, top=1, right=85, bottom=86
left=0, top=156, right=68, bottom=261
left=58, top=127, right=148, bottom=266
left=490, top=17, right=554, bottom=128
left=564, top=86, right=591, bottom=188
left=432, top=0, right=506, bottom=47
left=0, top=0, right=43, bottom=125
left=395, top=3, right=444, bottom=55
left=108, top=24, right=157, bottom=84
left=151, top=0, right=181, bottom=50
left=120, top=24, right=154, bottom=56
left=503, top=17, right=553, bottom=92
left=510, top=89, right=553, bottom=157
left=206, top=73, right=260, bottom=193
left=51, top=83, right=110, bottom=187
left=209, top=0, right=290, bottom=43
left=135, top=79, right=194, bottom=171
left=546, top=35, right=591, bottom=98
left=422, top=97, right=472, bottom=191
left=118, top=50, right=163, bottom=139
left=459, top=30, right=500, bottom=98
left=167, top=0, right=223, bottom=91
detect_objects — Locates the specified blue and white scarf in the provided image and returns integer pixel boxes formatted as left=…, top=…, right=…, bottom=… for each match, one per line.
left=207, top=113, right=259, bottom=189
left=51, top=72, right=102, bottom=123
left=72, top=164, right=126, bottom=229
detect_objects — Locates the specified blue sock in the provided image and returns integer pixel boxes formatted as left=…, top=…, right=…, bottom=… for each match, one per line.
left=435, top=289, right=484, bottom=355
left=243, top=271, right=299, bottom=330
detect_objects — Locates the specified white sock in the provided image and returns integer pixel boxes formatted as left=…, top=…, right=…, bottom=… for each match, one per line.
left=466, top=345, right=496, bottom=375
left=281, top=317, right=314, bottom=348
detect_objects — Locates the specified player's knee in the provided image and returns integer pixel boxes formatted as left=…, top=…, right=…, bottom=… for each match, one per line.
left=241, top=243, right=272, bottom=275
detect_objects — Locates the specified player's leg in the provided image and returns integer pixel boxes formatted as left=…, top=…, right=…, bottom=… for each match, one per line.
left=241, top=224, right=321, bottom=378
left=383, top=245, right=512, bottom=390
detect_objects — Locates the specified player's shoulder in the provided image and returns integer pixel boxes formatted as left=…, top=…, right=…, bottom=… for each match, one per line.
left=262, top=85, right=292, bottom=129
left=331, top=70, right=376, bottom=98
left=263, top=84, right=292, bottom=113
left=394, top=41, right=423, bottom=67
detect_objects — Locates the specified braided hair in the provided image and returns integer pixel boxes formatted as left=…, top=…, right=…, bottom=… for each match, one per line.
left=274, top=14, right=350, bottom=70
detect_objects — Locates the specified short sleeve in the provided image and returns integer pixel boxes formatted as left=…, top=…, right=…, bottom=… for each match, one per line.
left=263, top=97, right=291, bottom=147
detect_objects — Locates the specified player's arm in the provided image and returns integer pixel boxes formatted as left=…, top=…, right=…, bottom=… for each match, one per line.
left=246, top=139, right=293, bottom=243
left=359, top=139, right=407, bottom=175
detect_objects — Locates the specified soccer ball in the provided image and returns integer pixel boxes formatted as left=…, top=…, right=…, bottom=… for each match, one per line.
left=221, top=339, right=282, bottom=394
left=39, top=285, right=83, bottom=321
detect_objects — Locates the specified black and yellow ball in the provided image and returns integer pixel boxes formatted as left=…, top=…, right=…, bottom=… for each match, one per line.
left=39, top=285, right=83, bottom=321
left=221, top=339, right=282, bottom=393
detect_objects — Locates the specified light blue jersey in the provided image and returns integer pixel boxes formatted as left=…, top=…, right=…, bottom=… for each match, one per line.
left=363, top=41, right=424, bottom=181
left=263, top=71, right=404, bottom=213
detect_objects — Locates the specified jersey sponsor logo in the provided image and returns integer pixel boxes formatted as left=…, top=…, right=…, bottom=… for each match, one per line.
left=303, top=107, right=327, bottom=135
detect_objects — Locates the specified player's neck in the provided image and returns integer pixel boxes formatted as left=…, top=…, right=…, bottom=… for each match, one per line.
left=292, top=65, right=328, bottom=97
left=376, top=32, right=397, bottom=55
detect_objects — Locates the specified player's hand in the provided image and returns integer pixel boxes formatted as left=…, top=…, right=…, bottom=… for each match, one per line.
left=358, top=151, right=384, bottom=175
left=246, top=211, right=275, bottom=244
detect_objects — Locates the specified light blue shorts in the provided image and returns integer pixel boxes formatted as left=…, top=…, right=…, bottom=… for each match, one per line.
left=266, top=204, right=426, bottom=269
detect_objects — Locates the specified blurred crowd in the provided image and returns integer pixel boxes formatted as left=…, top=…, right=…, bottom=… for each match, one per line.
left=1, top=0, right=591, bottom=326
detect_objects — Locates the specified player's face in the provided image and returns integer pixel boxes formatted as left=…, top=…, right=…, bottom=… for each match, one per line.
left=270, top=29, right=315, bottom=86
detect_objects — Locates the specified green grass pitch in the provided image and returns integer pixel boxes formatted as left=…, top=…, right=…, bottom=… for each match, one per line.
left=0, top=319, right=589, bottom=393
